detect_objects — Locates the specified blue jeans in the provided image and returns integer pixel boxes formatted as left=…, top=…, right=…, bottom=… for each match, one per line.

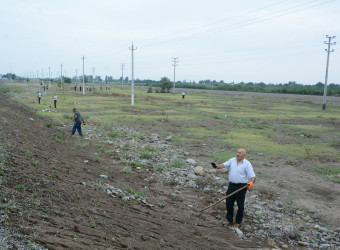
left=72, top=121, right=82, bottom=135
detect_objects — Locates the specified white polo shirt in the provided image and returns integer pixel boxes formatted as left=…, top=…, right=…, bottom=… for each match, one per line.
left=223, top=157, right=255, bottom=183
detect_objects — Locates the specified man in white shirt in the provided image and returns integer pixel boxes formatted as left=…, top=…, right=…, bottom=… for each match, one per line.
left=215, top=148, right=256, bottom=227
left=53, top=95, right=57, bottom=108
left=37, top=92, right=42, bottom=104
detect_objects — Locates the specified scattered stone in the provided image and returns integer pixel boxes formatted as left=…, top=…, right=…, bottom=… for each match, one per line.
left=74, top=125, right=340, bottom=249
left=319, top=243, right=330, bottom=250
left=186, top=158, right=197, bottom=166
left=234, top=228, right=244, bottom=238
left=141, top=235, right=150, bottom=241
left=187, top=173, right=197, bottom=180
left=194, top=166, right=204, bottom=175
left=298, top=241, right=309, bottom=246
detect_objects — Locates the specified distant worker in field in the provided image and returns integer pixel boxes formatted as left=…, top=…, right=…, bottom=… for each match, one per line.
left=53, top=94, right=57, bottom=108
left=72, top=108, right=82, bottom=136
left=213, top=148, right=256, bottom=228
left=182, top=92, right=186, bottom=99
left=37, top=91, right=42, bottom=104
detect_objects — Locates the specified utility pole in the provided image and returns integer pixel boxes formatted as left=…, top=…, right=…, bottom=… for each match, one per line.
left=121, top=63, right=125, bottom=86
left=48, top=67, right=51, bottom=86
left=92, top=67, right=95, bottom=85
left=75, top=69, right=78, bottom=82
left=322, top=35, right=336, bottom=110
left=60, top=64, right=63, bottom=85
left=82, top=55, right=86, bottom=95
left=172, top=57, right=178, bottom=94
left=129, top=42, right=137, bottom=106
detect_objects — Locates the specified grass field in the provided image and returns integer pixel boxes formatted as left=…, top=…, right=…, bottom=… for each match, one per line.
left=2, top=80, right=340, bottom=165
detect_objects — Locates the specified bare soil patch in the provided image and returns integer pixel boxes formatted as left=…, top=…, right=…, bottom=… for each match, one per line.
left=1, top=89, right=340, bottom=249
left=0, top=92, right=260, bottom=249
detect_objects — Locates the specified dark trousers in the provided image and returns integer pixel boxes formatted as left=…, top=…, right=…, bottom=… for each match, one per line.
left=54, top=100, right=57, bottom=108
left=72, top=121, right=82, bottom=135
left=38, top=97, right=41, bottom=104
left=226, top=183, right=247, bottom=224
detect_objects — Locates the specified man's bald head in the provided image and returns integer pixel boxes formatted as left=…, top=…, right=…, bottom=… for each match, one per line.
left=236, top=148, right=246, bottom=162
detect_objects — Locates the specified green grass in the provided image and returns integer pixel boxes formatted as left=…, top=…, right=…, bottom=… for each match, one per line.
left=121, top=167, right=133, bottom=174
left=2, top=81, right=340, bottom=164
left=168, top=157, right=189, bottom=169
left=153, top=163, right=166, bottom=171
left=125, top=186, right=146, bottom=200
left=53, top=132, right=63, bottom=141
left=315, top=165, right=340, bottom=183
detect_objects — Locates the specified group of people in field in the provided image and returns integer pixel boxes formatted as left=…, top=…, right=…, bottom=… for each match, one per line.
left=37, top=91, right=57, bottom=108
left=36, top=87, right=256, bottom=228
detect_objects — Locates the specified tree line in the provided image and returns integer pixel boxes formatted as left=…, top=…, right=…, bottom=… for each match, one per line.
left=149, top=80, right=340, bottom=96
left=2, top=73, right=340, bottom=96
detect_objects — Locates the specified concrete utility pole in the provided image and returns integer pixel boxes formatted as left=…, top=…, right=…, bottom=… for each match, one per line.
left=60, top=64, right=63, bottom=85
left=121, top=63, right=125, bottom=86
left=172, top=57, right=178, bottom=94
left=92, top=67, right=95, bottom=85
left=82, top=55, right=86, bottom=95
left=322, top=35, right=336, bottom=110
left=129, top=42, right=137, bottom=106
left=48, top=67, right=51, bottom=85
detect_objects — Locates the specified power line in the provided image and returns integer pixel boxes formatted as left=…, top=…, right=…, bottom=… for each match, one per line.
left=139, top=0, right=335, bottom=48
left=78, top=0, right=334, bottom=59
left=322, top=35, right=336, bottom=110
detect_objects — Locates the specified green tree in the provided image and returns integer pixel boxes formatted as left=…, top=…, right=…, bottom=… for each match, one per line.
left=80, top=76, right=89, bottom=83
left=64, top=77, right=72, bottom=83
left=160, top=77, right=172, bottom=93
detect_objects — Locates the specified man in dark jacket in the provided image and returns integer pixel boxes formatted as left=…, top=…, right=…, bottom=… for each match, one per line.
left=72, top=108, right=82, bottom=136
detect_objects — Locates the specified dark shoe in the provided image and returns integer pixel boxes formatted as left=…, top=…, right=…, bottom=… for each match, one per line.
left=225, top=221, right=233, bottom=226
left=234, top=223, right=242, bottom=228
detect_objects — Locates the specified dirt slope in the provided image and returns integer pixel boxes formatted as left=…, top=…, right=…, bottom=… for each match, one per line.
left=0, top=92, right=261, bottom=249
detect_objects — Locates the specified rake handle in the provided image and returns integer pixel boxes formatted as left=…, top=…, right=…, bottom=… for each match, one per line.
left=199, top=184, right=249, bottom=213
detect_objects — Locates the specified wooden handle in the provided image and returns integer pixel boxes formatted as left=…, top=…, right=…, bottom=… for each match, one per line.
left=199, top=184, right=249, bottom=213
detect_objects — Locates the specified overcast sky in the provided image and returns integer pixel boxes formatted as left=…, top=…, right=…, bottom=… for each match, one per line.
left=1, top=0, right=339, bottom=84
